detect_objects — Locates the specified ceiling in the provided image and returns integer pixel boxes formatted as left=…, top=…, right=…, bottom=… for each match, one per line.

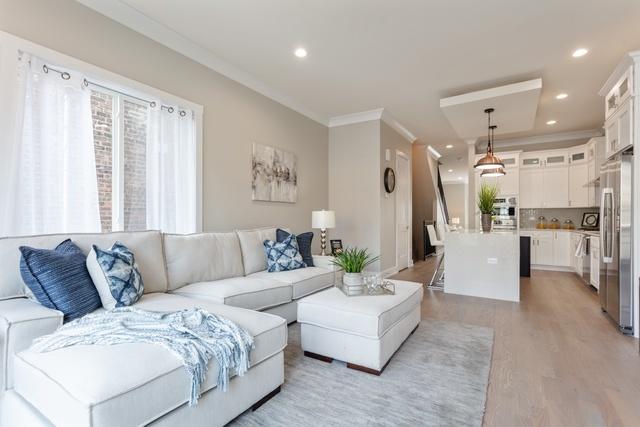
left=79, top=0, right=640, bottom=178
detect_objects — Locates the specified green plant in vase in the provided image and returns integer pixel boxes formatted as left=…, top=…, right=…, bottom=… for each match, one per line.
left=331, top=247, right=380, bottom=287
left=477, top=183, right=498, bottom=233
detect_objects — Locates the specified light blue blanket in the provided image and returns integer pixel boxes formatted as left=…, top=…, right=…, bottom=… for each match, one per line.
left=30, top=307, right=254, bottom=406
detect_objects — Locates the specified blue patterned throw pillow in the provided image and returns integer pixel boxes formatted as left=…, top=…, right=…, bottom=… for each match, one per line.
left=86, top=242, right=144, bottom=309
left=263, top=235, right=306, bottom=272
left=19, top=239, right=102, bottom=322
left=276, top=229, right=314, bottom=267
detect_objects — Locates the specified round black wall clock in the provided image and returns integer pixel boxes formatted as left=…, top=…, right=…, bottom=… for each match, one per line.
left=384, top=167, right=396, bottom=193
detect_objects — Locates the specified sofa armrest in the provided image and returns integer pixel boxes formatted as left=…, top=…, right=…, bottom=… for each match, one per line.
left=312, top=255, right=338, bottom=271
left=0, top=298, right=63, bottom=392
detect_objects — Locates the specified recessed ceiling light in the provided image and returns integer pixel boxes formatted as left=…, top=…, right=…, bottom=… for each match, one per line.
left=445, top=144, right=453, bottom=149
left=294, top=48, right=308, bottom=58
left=572, top=48, right=588, bottom=58
left=546, top=120, right=557, bottom=125
left=457, top=177, right=463, bottom=180
left=448, top=169, right=453, bottom=172
left=556, top=93, right=568, bottom=100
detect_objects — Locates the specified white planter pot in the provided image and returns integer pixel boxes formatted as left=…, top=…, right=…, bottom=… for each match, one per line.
left=343, top=272, right=364, bottom=287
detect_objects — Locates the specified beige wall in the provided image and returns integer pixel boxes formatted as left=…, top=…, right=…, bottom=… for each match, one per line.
left=380, top=122, right=412, bottom=271
left=443, top=183, right=467, bottom=225
left=0, top=0, right=328, bottom=247
left=328, top=121, right=381, bottom=267
left=411, top=144, right=437, bottom=260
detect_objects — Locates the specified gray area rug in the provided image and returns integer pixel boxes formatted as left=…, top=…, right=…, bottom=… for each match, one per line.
left=231, top=319, right=494, bottom=427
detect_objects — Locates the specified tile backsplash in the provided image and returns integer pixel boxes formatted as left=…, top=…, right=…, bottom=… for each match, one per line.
left=519, top=207, right=600, bottom=229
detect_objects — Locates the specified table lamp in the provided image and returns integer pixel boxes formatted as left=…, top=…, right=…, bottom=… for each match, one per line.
left=312, top=210, right=335, bottom=256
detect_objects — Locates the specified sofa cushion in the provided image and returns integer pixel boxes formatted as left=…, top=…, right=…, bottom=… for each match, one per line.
left=0, top=231, right=168, bottom=300
left=19, top=240, right=102, bottom=321
left=297, top=280, right=423, bottom=339
left=249, top=267, right=334, bottom=299
left=13, top=293, right=286, bottom=427
left=87, top=242, right=144, bottom=309
left=163, top=232, right=244, bottom=291
left=277, top=229, right=314, bottom=267
left=172, top=277, right=292, bottom=311
left=236, top=227, right=278, bottom=275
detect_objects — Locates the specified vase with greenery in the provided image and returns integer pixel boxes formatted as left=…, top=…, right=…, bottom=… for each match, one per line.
left=477, top=183, right=498, bottom=233
left=331, top=247, right=380, bottom=287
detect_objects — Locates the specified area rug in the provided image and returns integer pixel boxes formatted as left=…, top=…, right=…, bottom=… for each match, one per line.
left=231, top=319, right=494, bottom=427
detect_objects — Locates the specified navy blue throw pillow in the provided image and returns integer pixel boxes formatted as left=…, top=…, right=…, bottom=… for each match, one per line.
left=277, top=229, right=314, bottom=267
left=19, top=239, right=102, bottom=322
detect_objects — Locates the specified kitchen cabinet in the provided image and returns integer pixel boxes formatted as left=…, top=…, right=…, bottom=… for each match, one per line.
left=605, top=98, right=633, bottom=158
left=542, top=167, right=569, bottom=208
left=605, top=65, right=633, bottom=120
left=552, top=231, right=571, bottom=268
left=568, top=163, right=589, bottom=207
left=568, top=145, right=588, bottom=165
left=521, top=230, right=571, bottom=268
left=543, top=150, right=569, bottom=167
left=590, top=236, right=600, bottom=290
left=520, top=153, right=542, bottom=168
left=519, top=169, right=542, bottom=208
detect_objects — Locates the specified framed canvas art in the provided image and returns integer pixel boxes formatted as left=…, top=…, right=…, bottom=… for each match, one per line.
left=251, top=143, right=298, bottom=203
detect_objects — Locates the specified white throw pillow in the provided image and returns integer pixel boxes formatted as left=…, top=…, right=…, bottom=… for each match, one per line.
left=86, top=241, right=144, bottom=310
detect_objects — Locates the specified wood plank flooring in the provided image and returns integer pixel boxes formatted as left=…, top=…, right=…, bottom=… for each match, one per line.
left=391, top=258, right=640, bottom=426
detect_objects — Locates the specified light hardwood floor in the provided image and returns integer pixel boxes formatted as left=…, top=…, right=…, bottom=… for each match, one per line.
left=391, top=258, right=640, bottom=426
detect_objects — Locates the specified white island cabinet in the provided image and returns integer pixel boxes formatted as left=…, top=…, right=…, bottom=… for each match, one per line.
left=444, top=231, right=520, bottom=302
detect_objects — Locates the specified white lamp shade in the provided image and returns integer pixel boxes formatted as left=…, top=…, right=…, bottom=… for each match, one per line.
left=312, top=210, right=335, bottom=229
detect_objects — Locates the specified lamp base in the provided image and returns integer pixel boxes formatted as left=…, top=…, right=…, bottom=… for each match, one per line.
left=320, top=229, right=327, bottom=256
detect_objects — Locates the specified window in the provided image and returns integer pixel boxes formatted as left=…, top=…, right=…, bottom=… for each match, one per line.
left=0, top=44, right=201, bottom=236
left=90, top=91, right=151, bottom=232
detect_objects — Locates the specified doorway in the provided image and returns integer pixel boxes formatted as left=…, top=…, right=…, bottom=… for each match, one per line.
left=396, top=150, right=411, bottom=270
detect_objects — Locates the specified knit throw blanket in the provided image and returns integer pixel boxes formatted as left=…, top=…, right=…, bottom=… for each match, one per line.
left=30, top=307, right=254, bottom=406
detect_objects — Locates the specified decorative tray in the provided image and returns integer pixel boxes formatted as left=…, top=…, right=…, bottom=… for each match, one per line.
left=337, top=280, right=396, bottom=297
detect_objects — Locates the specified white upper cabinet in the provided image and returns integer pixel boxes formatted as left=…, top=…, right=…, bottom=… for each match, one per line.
left=542, top=166, right=569, bottom=208
left=519, top=168, right=542, bottom=208
left=605, top=65, right=634, bottom=120
left=542, top=149, right=569, bottom=167
left=568, top=144, right=588, bottom=165
left=520, top=152, right=542, bottom=168
left=605, top=99, right=633, bottom=158
left=569, top=163, right=589, bottom=207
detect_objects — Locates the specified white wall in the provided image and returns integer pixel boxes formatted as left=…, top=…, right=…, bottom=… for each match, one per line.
left=329, top=121, right=381, bottom=267
left=443, top=182, right=467, bottom=224
left=0, top=0, right=328, bottom=246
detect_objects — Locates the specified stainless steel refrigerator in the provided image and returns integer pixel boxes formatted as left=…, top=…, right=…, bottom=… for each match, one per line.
left=599, top=149, right=634, bottom=334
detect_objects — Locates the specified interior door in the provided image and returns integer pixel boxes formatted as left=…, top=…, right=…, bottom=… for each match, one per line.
left=396, top=151, right=410, bottom=270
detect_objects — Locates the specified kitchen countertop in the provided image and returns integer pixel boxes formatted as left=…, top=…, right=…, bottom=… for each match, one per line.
left=519, top=228, right=599, bottom=237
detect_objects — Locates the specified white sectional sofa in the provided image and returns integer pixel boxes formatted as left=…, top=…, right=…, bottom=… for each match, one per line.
left=0, top=228, right=335, bottom=427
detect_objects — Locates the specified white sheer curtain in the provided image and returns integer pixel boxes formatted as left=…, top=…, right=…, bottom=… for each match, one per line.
left=2, top=54, right=100, bottom=236
left=146, top=104, right=197, bottom=234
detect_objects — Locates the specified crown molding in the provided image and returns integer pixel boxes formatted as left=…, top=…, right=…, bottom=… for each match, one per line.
left=75, top=0, right=329, bottom=125
left=328, top=108, right=417, bottom=143
left=487, top=128, right=604, bottom=150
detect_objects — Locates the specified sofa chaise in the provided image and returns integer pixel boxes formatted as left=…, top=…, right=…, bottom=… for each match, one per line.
left=0, top=228, right=336, bottom=426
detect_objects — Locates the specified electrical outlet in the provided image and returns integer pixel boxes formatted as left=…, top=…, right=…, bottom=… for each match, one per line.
left=487, top=257, right=498, bottom=264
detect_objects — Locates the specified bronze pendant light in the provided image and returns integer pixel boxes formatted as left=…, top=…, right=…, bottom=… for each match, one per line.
left=480, top=123, right=506, bottom=177
left=474, top=108, right=505, bottom=171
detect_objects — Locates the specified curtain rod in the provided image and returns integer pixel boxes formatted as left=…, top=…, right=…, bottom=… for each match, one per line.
left=42, top=64, right=188, bottom=117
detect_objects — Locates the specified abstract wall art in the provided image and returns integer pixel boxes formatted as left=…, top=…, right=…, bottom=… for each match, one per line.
left=251, top=142, right=298, bottom=203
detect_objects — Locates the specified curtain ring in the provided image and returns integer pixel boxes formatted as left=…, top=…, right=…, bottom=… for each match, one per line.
left=167, top=106, right=175, bottom=113
left=61, top=72, right=71, bottom=80
left=179, top=110, right=186, bottom=117
left=83, top=78, right=89, bottom=87
left=42, top=64, right=49, bottom=73
left=150, top=101, right=157, bottom=108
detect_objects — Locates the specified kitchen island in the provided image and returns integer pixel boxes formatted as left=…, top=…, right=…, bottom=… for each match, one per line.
left=444, top=230, right=520, bottom=302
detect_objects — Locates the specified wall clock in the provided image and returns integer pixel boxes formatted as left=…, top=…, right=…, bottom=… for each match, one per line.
left=384, top=167, right=396, bottom=193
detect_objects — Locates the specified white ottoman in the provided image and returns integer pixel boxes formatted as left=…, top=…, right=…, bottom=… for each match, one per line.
left=297, top=280, right=423, bottom=375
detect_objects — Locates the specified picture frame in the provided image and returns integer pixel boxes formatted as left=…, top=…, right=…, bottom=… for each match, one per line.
left=330, top=239, right=343, bottom=256
left=581, top=212, right=599, bottom=228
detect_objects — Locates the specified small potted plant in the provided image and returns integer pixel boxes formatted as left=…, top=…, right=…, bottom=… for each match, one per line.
left=331, top=247, right=379, bottom=287
left=477, top=183, right=498, bottom=233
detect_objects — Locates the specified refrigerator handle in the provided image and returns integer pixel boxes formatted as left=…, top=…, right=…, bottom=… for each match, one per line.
left=601, top=187, right=613, bottom=263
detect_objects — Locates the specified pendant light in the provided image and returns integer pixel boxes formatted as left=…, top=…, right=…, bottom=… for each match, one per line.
left=474, top=108, right=505, bottom=170
left=480, top=124, right=506, bottom=177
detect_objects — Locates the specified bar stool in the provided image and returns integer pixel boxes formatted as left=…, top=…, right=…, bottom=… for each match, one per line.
left=426, top=224, right=445, bottom=289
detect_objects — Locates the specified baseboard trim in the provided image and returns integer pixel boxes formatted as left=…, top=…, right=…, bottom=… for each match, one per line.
left=531, top=265, right=574, bottom=272
left=380, top=266, right=399, bottom=278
